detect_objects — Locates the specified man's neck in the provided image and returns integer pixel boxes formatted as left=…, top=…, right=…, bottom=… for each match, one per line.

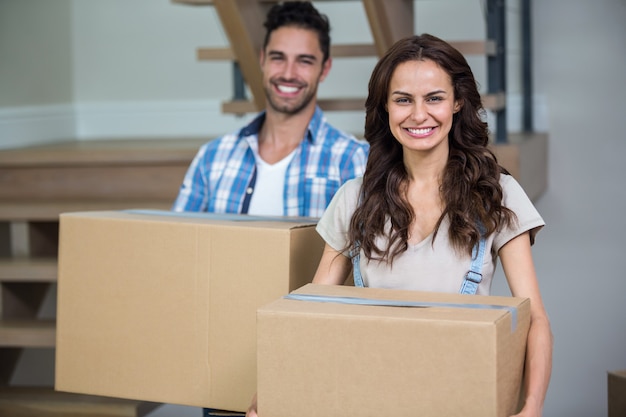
left=257, top=103, right=316, bottom=164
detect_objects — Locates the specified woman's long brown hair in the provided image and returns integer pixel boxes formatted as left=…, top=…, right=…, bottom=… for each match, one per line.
left=349, top=34, right=515, bottom=264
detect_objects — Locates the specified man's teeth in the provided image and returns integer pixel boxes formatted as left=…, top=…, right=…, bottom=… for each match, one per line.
left=408, top=127, right=433, bottom=135
left=277, top=85, right=299, bottom=93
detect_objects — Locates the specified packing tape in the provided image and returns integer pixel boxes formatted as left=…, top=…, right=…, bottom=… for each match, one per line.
left=284, top=293, right=519, bottom=332
left=123, top=209, right=317, bottom=223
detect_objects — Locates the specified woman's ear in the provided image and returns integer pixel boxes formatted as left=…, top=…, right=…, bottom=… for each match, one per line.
left=453, top=99, right=463, bottom=113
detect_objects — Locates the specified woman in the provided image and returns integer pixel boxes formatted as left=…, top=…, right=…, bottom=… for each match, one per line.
left=248, top=33, right=552, bottom=417
left=312, top=34, right=552, bottom=417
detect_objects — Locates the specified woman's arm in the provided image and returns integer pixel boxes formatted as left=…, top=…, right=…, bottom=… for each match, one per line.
left=312, top=243, right=352, bottom=285
left=499, top=232, right=553, bottom=417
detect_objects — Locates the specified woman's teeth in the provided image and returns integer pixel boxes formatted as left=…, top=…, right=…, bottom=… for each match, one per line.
left=408, top=127, right=433, bottom=135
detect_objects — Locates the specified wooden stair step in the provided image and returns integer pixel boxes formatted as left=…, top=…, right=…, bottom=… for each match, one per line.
left=173, top=0, right=359, bottom=5
left=0, top=320, right=56, bottom=348
left=0, top=200, right=174, bottom=222
left=0, top=139, right=203, bottom=204
left=0, top=386, right=161, bottom=417
left=197, top=40, right=496, bottom=60
left=0, top=138, right=204, bottom=167
left=490, top=132, right=548, bottom=202
left=0, top=258, right=57, bottom=282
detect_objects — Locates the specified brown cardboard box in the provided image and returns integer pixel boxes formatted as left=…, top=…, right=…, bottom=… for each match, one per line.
left=55, top=210, right=324, bottom=411
left=257, top=283, right=530, bottom=417
left=608, top=370, right=626, bottom=417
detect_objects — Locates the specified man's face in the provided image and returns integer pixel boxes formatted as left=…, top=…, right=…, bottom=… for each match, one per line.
left=260, top=26, right=331, bottom=115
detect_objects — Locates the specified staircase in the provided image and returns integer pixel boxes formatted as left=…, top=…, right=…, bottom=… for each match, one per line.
left=172, top=0, right=547, bottom=199
left=0, top=138, right=204, bottom=415
left=175, top=0, right=507, bottom=118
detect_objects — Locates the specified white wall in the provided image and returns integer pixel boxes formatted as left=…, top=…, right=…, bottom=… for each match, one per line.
left=492, top=1, right=626, bottom=416
left=0, top=0, right=76, bottom=148
left=0, top=0, right=73, bottom=106
left=2, top=0, right=626, bottom=416
left=530, top=0, right=626, bottom=415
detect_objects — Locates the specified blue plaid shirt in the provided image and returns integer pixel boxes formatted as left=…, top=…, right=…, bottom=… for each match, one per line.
left=172, top=106, right=369, bottom=217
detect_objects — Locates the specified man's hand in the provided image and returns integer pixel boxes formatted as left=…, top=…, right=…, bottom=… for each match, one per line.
left=245, top=393, right=258, bottom=417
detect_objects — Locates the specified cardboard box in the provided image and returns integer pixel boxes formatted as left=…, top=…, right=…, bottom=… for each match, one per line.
left=608, top=370, right=626, bottom=417
left=257, top=284, right=530, bottom=417
left=55, top=210, right=324, bottom=411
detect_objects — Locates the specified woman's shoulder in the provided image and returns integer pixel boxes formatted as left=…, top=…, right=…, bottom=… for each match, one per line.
left=326, top=176, right=363, bottom=213
left=498, top=172, right=516, bottom=187
left=498, top=173, right=529, bottom=201
left=337, top=176, right=364, bottom=201
left=343, top=176, right=364, bottom=191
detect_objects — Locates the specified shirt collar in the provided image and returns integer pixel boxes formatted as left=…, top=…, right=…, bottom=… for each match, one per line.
left=238, top=105, right=324, bottom=145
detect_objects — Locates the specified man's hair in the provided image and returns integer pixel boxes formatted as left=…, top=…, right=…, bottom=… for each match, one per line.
left=263, top=1, right=331, bottom=62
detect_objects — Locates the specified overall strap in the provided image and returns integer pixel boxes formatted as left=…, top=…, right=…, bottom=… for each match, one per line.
left=351, top=187, right=488, bottom=291
left=352, top=192, right=366, bottom=287
left=351, top=243, right=365, bottom=287
left=459, top=233, right=487, bottom=295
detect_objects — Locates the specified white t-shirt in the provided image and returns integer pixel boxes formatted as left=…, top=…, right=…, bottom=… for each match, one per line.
left=316, top=174, right=545, bottom=295
left=247, top=150, right=296, bottom=216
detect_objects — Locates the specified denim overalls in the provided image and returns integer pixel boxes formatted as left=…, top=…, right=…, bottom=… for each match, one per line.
left=351, top=233, right=487, bottom=295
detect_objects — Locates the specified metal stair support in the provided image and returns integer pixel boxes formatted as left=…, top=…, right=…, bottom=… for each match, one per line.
left=487, top=0, right=507, bottom=143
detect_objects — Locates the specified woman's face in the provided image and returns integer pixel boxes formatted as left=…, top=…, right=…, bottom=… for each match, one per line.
left=387, top=59, right=461, bottom=157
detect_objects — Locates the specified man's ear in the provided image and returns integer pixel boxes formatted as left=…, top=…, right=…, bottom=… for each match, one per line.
left=319, top=57, right=333, bottom=82
left=259, top=49, right=266, bottom=67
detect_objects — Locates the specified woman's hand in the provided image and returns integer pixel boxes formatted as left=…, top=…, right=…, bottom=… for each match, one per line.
left=510, top=395, right=542, bottom=417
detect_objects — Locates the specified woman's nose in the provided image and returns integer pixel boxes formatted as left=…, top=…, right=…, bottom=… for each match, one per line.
left=411, top=102, right=428, bottom=123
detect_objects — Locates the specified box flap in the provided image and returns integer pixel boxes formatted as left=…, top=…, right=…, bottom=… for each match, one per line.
left=261, top=283, right=528, bottom=332
left=60, top=209, right=318, bottom=230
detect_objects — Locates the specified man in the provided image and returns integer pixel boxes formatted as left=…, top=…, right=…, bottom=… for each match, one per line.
left=173, top=2, right=368, bottom=416
left=173, top=1, right=369, bottom=218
